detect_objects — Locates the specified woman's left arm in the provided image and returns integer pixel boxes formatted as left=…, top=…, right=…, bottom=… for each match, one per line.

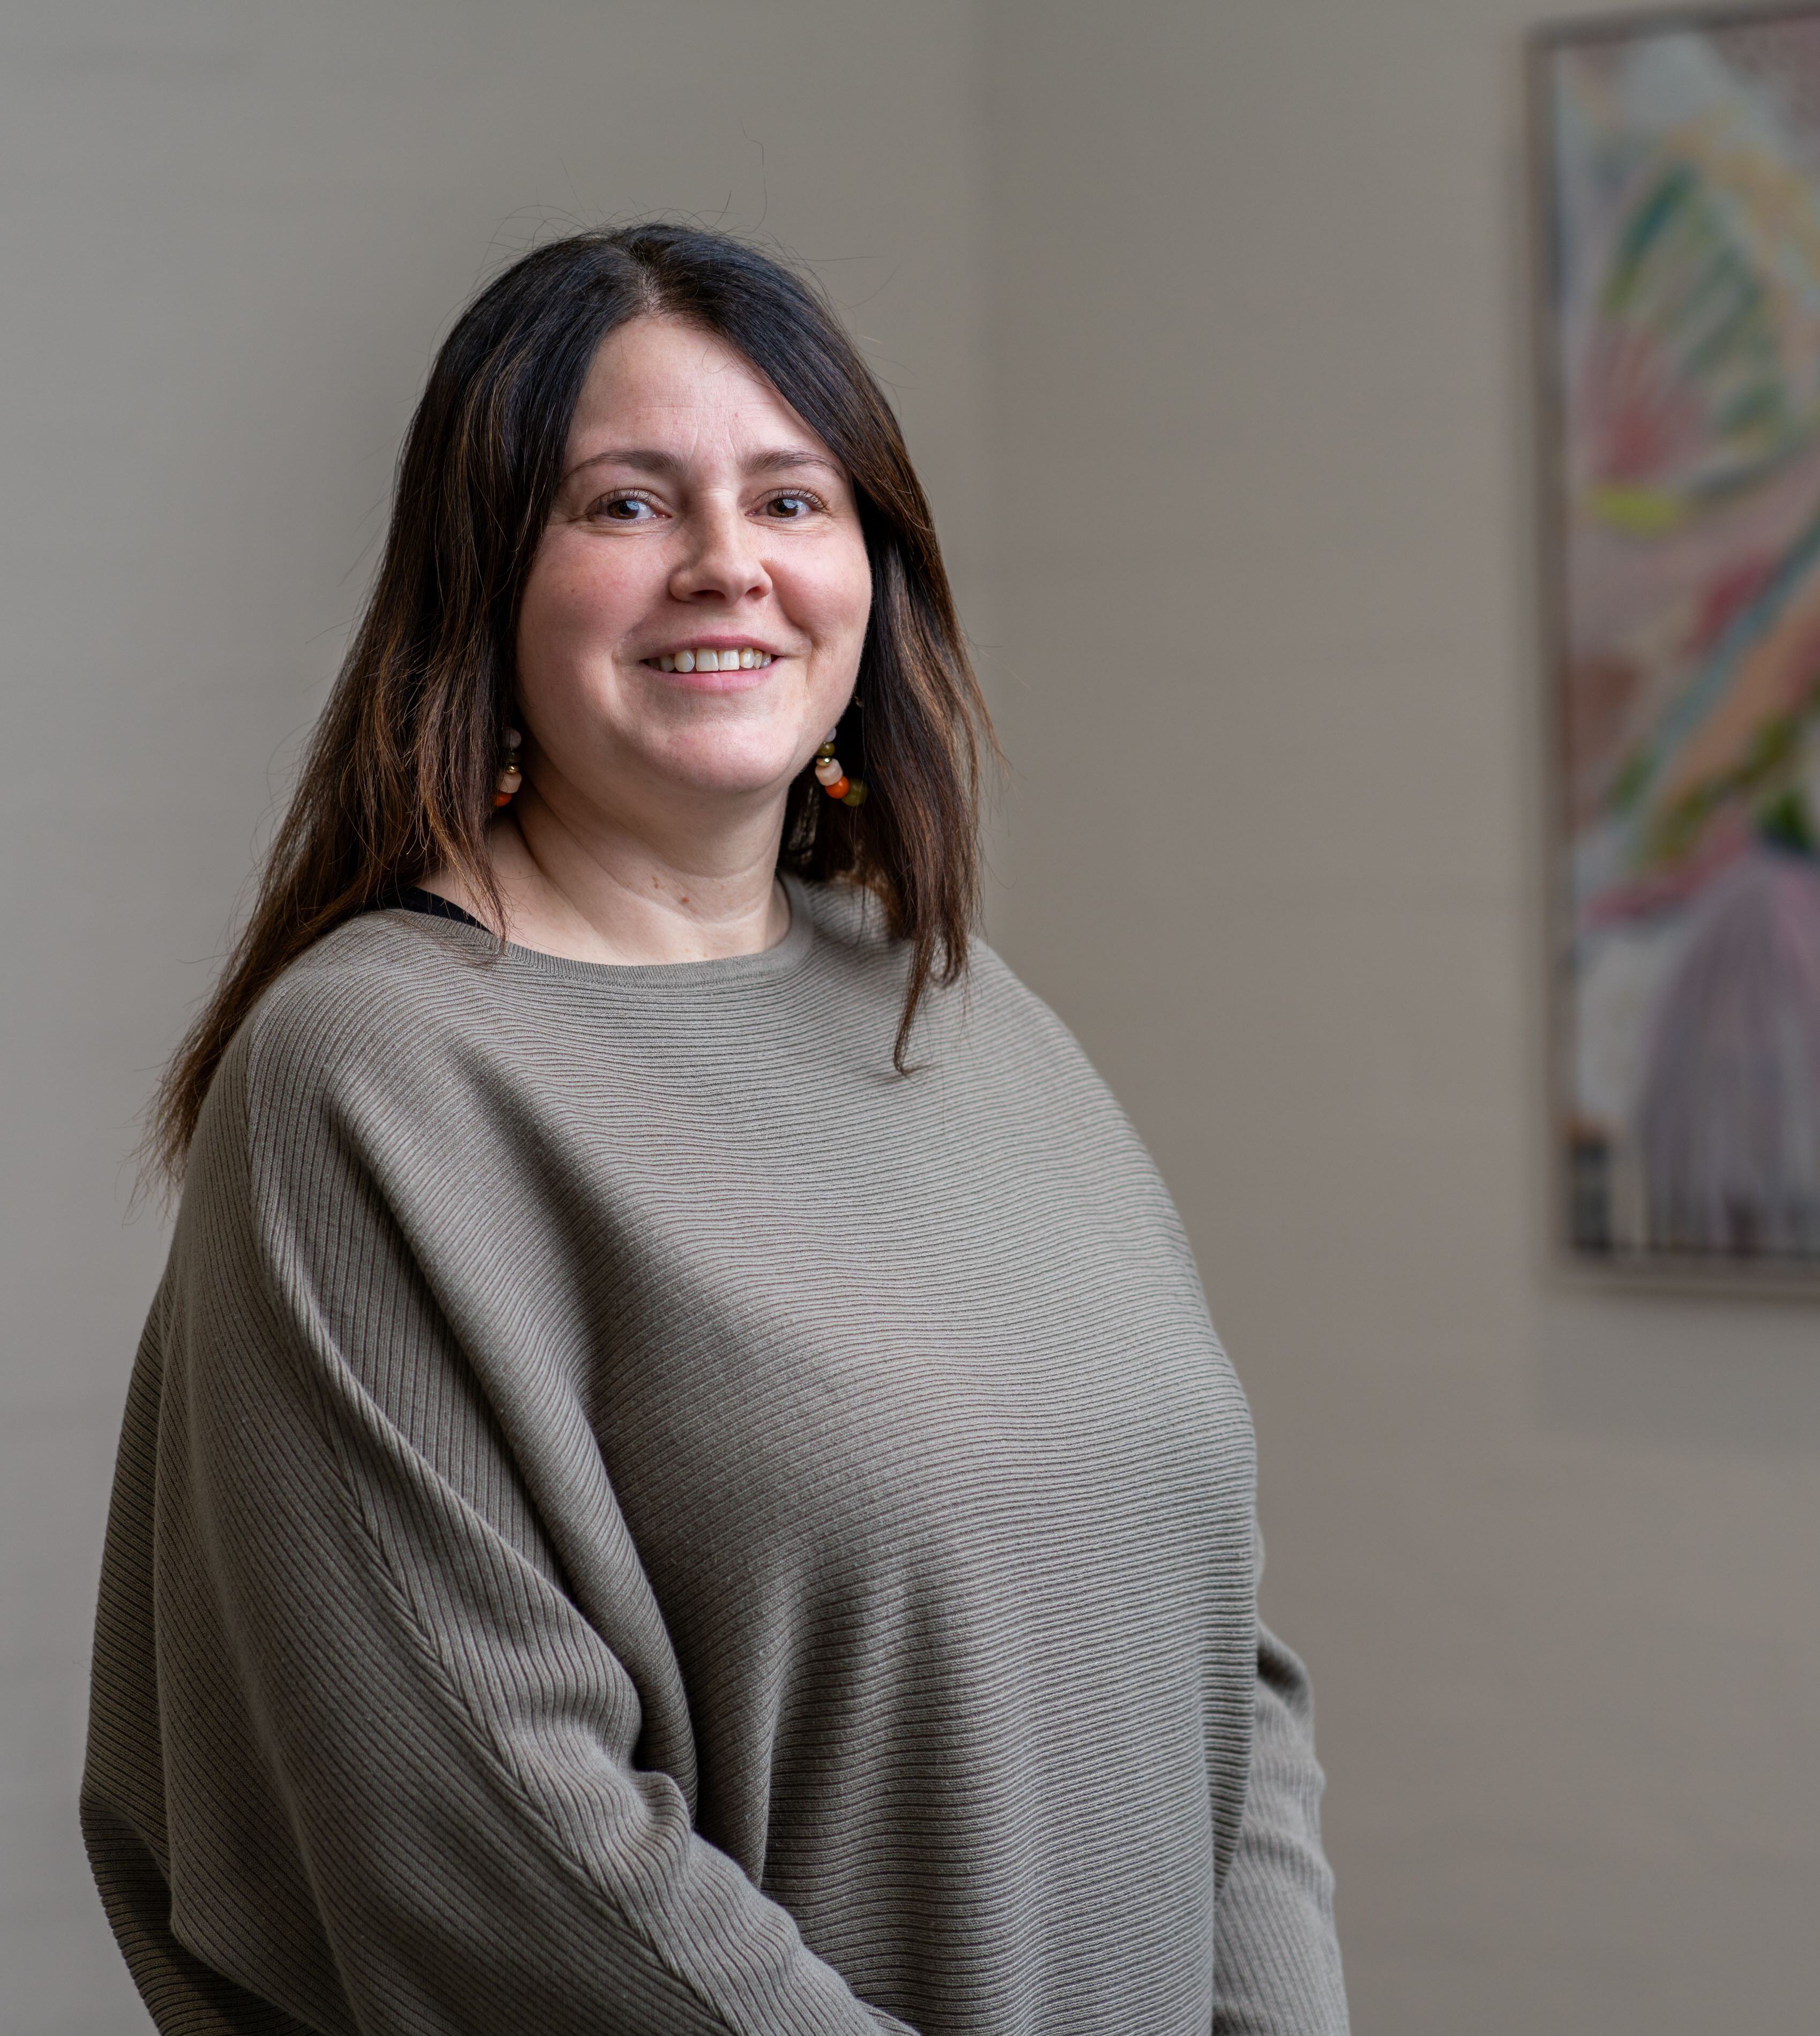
left=1209, top=1610, right=1350, bottom=2035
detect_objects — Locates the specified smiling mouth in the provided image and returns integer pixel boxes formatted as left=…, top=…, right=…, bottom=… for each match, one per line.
left=646, top=646, right=777, bottom=673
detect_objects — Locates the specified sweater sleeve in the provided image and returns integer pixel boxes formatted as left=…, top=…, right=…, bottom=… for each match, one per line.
left=80, top=1042, right=919, bottom=2036
left=1209, top=1608, right=1350, bottom=2035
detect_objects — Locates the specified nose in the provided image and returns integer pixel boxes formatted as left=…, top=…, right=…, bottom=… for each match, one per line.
left=670, top=492, right=771, bottom=606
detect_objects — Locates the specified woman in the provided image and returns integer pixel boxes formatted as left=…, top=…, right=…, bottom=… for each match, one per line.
left=83, top=224, right=1348, bottom=2036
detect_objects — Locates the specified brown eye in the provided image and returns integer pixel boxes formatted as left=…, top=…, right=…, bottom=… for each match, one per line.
left=766, top=492, right=817, bottom=519
left=593, top=493, right=659, bottom=522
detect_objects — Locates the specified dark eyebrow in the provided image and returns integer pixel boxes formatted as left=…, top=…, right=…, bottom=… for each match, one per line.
left=561, top=446, right=842, bottom=485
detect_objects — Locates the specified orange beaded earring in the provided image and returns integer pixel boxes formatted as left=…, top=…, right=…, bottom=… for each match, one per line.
left=493, top=728, right=523, bottom=809
left=813, top=728, right=867, bottom=808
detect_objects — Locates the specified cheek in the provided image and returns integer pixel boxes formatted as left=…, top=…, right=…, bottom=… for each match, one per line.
left=845, top=556, right=875, bottom=643
left=517, top=538, right=649, bottom=678
left=800, top=537, right=874, bottom=655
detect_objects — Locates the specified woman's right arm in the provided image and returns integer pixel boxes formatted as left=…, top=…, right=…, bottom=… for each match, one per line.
left=81, top=1029, right=916, bottom=2036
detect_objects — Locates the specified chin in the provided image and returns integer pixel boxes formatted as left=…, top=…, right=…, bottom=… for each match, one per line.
left=650, top=730, right=811, bottom=800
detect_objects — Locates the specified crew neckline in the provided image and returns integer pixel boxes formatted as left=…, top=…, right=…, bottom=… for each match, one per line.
left=379, top=873, right=818, bottom=990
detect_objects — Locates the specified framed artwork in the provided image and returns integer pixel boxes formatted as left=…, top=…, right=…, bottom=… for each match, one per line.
left=1533, top=4, right=1820, bottom=1280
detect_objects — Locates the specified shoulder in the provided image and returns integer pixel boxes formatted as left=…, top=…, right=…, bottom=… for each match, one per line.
left=960, top=936, right=1087, bottom=1055
left=201, top=911, right=495, bottom=1171
left=796, top=878, right=1097, bottom=1076
left=932, top=932, right=1143, bottom=1163
left=252, top=907, right=486, bottom=1064
left=946, top=928, right=1106, bottom=1093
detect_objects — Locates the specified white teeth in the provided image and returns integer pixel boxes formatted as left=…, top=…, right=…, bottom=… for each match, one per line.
left=652, top=647, right=774, bottom=672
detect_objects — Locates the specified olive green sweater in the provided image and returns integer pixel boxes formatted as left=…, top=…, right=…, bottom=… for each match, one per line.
left=82, top=877, right=1347, bottom=2035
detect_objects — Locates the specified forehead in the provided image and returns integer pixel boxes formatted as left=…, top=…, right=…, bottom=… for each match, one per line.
left=567, top=315, right=820, bottom=453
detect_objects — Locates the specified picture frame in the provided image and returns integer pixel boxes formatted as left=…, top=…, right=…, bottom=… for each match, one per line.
left=1531, top=3, right=1820, bottom=1285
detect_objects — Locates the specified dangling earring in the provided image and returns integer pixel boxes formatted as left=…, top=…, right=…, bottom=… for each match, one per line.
left=493, top=727, right=523, bottom=809
left=813, top=729, right=868, bottom=808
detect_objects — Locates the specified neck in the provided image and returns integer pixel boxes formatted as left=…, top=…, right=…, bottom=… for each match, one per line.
left=434, top=776, right=793, bottom=967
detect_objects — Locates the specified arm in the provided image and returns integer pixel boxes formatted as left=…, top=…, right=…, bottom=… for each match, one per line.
left=1210, top=1610, right=1349, bottom=2034
left=82, top=1056, right=917, bottom=2036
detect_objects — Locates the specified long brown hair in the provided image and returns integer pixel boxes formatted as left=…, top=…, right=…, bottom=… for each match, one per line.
left=150, top=223, right=995, bottom=1181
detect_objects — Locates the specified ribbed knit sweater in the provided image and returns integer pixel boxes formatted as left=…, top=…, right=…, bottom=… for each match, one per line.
left=82, top=877, right=1348, bottom=2036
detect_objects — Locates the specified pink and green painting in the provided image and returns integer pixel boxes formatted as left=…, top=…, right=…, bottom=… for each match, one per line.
left=1539, top=7, right=1820, bottom=1269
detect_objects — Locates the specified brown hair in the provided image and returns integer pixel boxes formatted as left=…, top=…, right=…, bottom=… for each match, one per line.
left=149, top=223, right=995, bottom=1181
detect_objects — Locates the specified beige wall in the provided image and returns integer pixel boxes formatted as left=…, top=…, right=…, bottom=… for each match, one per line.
left=978, top=5, right=1820, bottom=2034
left=5, top=4, right=1816, bottom=2033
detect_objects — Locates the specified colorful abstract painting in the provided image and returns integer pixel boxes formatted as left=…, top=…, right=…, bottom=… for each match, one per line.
left=1537, top=7, right=1820, bottom=1272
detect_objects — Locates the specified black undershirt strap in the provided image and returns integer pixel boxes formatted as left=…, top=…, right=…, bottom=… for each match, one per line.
left=380, top=886, right=492, bottom=935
